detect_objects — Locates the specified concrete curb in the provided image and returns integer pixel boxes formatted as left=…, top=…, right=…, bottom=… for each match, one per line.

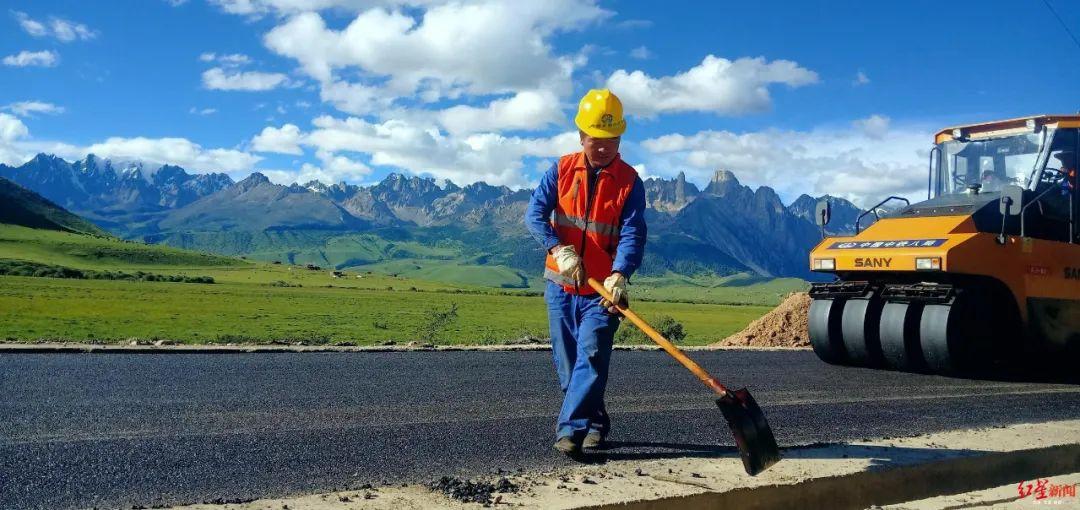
left=0, top=343, right=809, bottom=354
left=585, top=443, right=1080, bottom=510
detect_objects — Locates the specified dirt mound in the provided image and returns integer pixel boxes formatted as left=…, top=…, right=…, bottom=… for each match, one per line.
left=716, top=292, right=811, bottom=348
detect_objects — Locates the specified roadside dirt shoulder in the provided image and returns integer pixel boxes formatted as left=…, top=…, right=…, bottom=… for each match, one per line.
left=170, top=419, right=1080, bottom=510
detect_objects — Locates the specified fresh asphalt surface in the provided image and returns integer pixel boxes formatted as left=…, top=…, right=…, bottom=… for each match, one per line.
left=2, top=350, right=1079, bottom=509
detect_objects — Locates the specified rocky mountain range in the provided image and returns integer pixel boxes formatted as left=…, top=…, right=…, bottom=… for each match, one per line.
left=0, top=154, right=864, bottom=280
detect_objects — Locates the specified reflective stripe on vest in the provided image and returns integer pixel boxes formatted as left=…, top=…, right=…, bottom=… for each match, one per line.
left=543, top=267, right=578, bottom=287
left=552, top=211, right=620, bottom=238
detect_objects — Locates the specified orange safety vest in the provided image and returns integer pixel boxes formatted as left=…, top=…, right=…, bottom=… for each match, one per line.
left=544, top=152, right=638, bottom=295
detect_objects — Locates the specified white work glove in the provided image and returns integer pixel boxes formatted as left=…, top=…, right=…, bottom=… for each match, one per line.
left=551, top=245, right=583, bottom=284
left=601, top=272, right=628, bottom=314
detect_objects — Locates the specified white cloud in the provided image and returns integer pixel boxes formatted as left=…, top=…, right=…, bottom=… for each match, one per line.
left=290, top=150, right=372, bottom=183
left=82, top=137, right=262, bottom=173
left=0, top=113, right=30, bottom=142
left=12, top=11, right=47, bottom=37
left=318, top=80, right=390, bottom=115
left=3, top=50, right=59, bottom=67
left=188, top=107, right=218, bottom=115
left=641, top=120, right=932, bottom=206
left=854, top=71, right=870, bottom=86
left=211, top=0, right=445, bottom=17
left=629, top=46, right=651, bottom=60
left=251, top=124, right=303, bottom=154
left=436, top=90, right=563, bottom=135
left=0, top=116, right=260, bottom=175
left=607, top=55, right=818, bottom=117
left=198, top=52, right=251, bottom=66
left=296, top=115, right=578, bottom=186
left=615, top=19, right=652, bottom=29
left=264, top=1, right=609, bottom=103
left=853, top=114, right=890, bottom=139
left=164, top=0, right=190, bottom=6
left=0, top=113, right=32, bottom=166
left=202, top=67, right=290, bottom=91
left=3, top=101, right=65, bottom=117
left=13, top=12, right=97, bottom=42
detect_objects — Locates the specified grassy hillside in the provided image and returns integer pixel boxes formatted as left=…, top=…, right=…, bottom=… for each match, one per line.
left=633, top=272, right=809, bottom=306
left=0, top=224, right=243, bottom=269
left=0, top=177, right=109, bottom=236
left=0, top=224, right=774, bottom=345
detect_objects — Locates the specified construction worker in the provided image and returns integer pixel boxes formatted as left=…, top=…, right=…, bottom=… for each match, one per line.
left=524, top=89, right=647, bottom=457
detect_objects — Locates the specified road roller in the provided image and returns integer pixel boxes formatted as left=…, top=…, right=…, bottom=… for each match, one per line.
left=808, top=115, right=1079, bottom=374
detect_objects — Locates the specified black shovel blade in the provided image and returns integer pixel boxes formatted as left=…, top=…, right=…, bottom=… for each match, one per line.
left=716, top=387, right=780, bottom=476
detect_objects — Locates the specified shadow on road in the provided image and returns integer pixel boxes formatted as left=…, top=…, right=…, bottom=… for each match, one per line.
left=579, top=441, right=739, bottom=463
left=783, top=443, right=989, bottom=470
left=580, top=440, right=989, bottom=469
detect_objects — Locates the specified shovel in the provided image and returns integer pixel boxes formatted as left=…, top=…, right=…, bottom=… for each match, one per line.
left=587, top=278, right=781, bottom=476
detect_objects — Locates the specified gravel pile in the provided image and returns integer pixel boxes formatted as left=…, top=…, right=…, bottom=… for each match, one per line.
left=715, top=292, right=811, bottom=348
left=429, top=476, right=518, bottom=504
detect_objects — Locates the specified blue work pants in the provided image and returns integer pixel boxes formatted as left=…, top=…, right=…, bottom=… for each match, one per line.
left=545, top=281, right=620, bottom=440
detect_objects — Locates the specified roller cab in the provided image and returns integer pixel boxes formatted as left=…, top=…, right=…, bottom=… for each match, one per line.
left=808, top=115, right=1080, bottom=375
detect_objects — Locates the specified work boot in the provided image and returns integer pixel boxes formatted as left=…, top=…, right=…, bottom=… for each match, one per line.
left=553, top=436, right=580, bottom=457
left=582, top=432, right=604, bottom=450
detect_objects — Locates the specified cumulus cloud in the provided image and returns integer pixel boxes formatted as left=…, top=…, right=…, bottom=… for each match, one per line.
left=275, top=115, right=578, bottom=186
left=12, top=11, right=97, bottom=42
left=436, top=90, right=563, bottom=135
left=202, top=67, right=290, bottom=91
left=3, top=50, right=59, bottom=67
left=251, top=124, right=303, bottom=154
left=188, top=107, right=218, bottom=115
left=607, top=55, right=818, bottom=117
left=0, top=113, right=30, bottom=142
left=263, top=1, right=608, bottom=103
left=286, top=150, right=372, bottom=183
left=3, top=101, right=65, bottom=117
left=0, top=115, right=260, bottom=175
left=853, top=114, right=890, bottom=139
left=82, top=137, right=261, bottom=173
left=0, top=114, right=32, bottom=166
left=854, top=71, right=870, bottom=86
left=318, top=80, right=391, bottom=116
left=641, top=120, right=932, bottom=206
left=210, top=0, right=438, bottom=16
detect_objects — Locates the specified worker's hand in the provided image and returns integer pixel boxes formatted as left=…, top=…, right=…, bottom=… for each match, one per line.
left=551, top=245, right=583, bottom=284
left=601, top=272, right=628, bottom=314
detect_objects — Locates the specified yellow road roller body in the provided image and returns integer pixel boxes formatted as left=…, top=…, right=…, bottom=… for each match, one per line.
left=808, top=115, right=1079, bottom=374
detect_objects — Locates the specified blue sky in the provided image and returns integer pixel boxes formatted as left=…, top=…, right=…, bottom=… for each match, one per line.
left=2, top=0, right=1079, bottom=205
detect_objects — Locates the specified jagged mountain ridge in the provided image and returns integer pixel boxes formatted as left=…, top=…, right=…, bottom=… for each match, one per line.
left=158, top=173, right=369, bottom=232
left=0, top=154, right=234, bottom=231
left=787, top=193, right=867, bottom=235
left=1, top=154, right=864, bottom=279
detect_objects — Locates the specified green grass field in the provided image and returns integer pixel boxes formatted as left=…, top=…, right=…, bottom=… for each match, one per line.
left=0, top=224, right=776, bottom=345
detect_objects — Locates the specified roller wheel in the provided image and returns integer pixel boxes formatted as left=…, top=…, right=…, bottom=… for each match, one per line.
left=840, top=296, right=885, bottom=367
left=879, top=301, right=926, bottom=372
left=919, top=291, right=993, bottom=374
left=809, top=298, right=847, bottom=365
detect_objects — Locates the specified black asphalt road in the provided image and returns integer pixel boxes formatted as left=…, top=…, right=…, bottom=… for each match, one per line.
left=2, top=350, right=1079, bottom=509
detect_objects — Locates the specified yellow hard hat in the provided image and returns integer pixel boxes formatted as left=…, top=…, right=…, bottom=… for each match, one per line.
left=575, top=89, right=626, bottom=138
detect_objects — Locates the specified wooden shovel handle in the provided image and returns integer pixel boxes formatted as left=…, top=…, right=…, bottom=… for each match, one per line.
left=587, top=278, right=729, bottom=397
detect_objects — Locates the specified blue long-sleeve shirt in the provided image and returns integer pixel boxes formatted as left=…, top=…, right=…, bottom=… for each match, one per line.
left=524, top=161, right=648, bottom=278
